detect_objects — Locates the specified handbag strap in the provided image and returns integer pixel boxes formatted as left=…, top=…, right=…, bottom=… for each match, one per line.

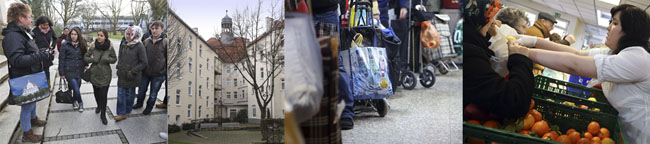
left=58, top=77, right=68, bottom=91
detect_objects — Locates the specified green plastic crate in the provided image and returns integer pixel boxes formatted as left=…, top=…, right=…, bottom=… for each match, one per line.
left=532, top=88, right=619, bottom=116
left=463, top=97, right=627, bottom=144
left=534, top=75, right=608, bottom=103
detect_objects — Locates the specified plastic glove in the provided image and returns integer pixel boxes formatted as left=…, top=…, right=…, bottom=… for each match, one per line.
left=513, top=34, right=538, bottom=47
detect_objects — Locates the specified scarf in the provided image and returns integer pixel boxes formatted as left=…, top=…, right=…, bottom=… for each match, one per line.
left=95, top=39, right=111, bottom=51
left=40, top=27, right=50, bottom=35
left=71, top=41, right=79, bottom=47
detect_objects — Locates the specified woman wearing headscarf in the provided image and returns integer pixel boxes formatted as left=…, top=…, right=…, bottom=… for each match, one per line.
left=114, top=26, right=148, bottom=121
left=462, top=0, right=535, bottom=119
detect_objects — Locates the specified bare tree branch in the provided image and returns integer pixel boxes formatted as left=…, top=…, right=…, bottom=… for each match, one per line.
left=52, top=0, right=82, bottom=28
left=94, top=0, right=123, bottom=35
left=131, top=1, right=148, bottom=26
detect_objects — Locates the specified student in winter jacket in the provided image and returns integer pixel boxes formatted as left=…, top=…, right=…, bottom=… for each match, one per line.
left=59, top=27, right=88, bottom=112
left=462, top=0, right=534, bottom=119
left=2, top=2, right=50, bottom=142
left=114, top=26, right=148, bottom=121
left=133, top=21, right=167, bottom=115
left=514, top=4, right=650, bottom=143
left=84, top=29, right=117, bottom=125
left=31, top=16, right=57, bottom=84
left=56, top=27, right=69, bottom=51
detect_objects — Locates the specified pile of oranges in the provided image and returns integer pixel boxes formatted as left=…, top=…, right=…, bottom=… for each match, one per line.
left=466, top=99, right=616, bottom=144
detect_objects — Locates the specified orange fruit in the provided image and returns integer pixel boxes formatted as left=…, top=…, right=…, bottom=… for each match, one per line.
left=541, top=132, right=554, bottom=140
left=523, top=113, right=535, bottom=130
left=576, top=138, right=590, bottom=144
left=584, top=132, right=593, bottom=139
left=566, top=129, right=577, bottom=135
left=530, top=99, right=535, bottom=110
left=588, top=121, right=601, bottom=135
left=519, top=130, right=531, bottom=136
left=531, top=120, right=550, bottom=136
left=467, top=120, right=481, bottom=125
left=568, top=131, right=581, bottom=144
left=549, top=131, right=560, bottom=140
left=529, top=109, right=543, bottom=122
left=602, top=137, right=615, bottom=144
left=483, top=120, right=500, bottom=129
left=556, top=135, right=571, bottom=144
left=599, top=128, right=610, bottom=138
left=591, top=137, right=601, bottom=143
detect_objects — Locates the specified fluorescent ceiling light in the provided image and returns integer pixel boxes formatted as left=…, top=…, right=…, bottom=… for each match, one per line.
left=597, top=10, right=611, bottom=27
left=599, top=0, right=620, bottom=5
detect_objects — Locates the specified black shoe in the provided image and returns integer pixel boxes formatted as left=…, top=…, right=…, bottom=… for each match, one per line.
left=341, top=118, right=354, bottom=130
left=143, top=106, right=152, bottom=115
left=100, top=109, right=108, bottom=125
left=95, top=108, right=100, bottom=113
left=132, top=103, right=143, bottom=109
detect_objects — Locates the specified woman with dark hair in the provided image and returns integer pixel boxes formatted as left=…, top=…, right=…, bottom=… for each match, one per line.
left=59, top=27, right=88, bottom=112
left=84, top=29, right=116, bottom=125
left=513, top=4, right=650, bottom=143
left=32, top=16, right=57, bottom=84
left=2, top=2, right=51, bottom=142
left=57, top=27, right=69, bottom=51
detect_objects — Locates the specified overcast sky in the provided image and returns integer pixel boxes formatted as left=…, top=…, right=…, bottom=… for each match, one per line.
left=169, top=0, right=281, bottom=40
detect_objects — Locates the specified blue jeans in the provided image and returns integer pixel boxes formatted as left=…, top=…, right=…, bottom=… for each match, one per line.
left=117, top=88, right=136, bottom=115
left=20, top=103, right=37, bottom=132
left=339, top=71, right=354, bottom=119
left=136, top=75, right=165, bottom=108
left=67, top=78, right=82, bottom=104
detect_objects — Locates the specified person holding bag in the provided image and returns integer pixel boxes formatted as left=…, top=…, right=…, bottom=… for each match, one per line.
left=2, top=2, right=52, bottom=142
left=59, top=27, right=88, bottom=112
left=84, top=29, right=117, bottom=125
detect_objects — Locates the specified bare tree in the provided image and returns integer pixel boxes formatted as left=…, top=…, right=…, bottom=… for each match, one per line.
left=52, top=0, right=82, bottom=28
left=148, top=0, right=168, bottom=21
left=95, top=0, right=123, bottom=35
left=214, top=0, right=284, bottom=141
left=80, top=4, right=96, bottom=32
left=130, top=1, right=148, bottom=26
left=166, top=10, right=188, bottom=87
left=20, top=0, right=44, bottom=17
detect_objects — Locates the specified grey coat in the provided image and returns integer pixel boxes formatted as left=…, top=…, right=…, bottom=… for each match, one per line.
left=116, top=41, right=147, bottom=88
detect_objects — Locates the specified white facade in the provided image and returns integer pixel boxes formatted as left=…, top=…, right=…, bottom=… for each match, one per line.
left=168, top=10, right=219, bottom=125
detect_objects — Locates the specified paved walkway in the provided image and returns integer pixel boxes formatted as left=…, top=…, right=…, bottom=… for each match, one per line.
left=342, top=69, right=463, bottom=143
left=13, top=38, right=168, bottom=144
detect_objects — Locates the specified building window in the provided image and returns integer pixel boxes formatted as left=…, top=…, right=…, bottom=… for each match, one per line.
left=261, top=67, right=264, bottom=78
left=206, top=96, right=209, bottom=108
left=281, top=78, right=285, bottom=89
left=189, top=37, right=193, bottom=49
left=207, top=77, right=210, bottom=89
left=199, top=85, right=202, bottom=97
left=226, top=66, right=230, bottom=73
left=188, top=104, right=192, bottom=118
left=226, top=92, right=231, bottom=99
left=241, top=90, right=244, bottom=99
left=234, top=91, right=237, bottom=99
left=198, top=106, right=202, bottom=117
left=199, top=64, right=202, bottom=77
left=188, top=81, right=192, bottom=96
left=226, top=79, right=231, bottom=87
left=189, top=58, right=193, bottom=73
left=175, top=115, right=180, bottom=125
left=176, top=39, right=182, bottom=55
left=176, top=89, right=181, bottom=105
left=199, top=45, right=202, bottom=57
left=176, top=64, right=181, bottom=79
left=253, top=105, right=256, bottom=117
left=234, top=78, right=237, bottom=86
left=207, top=59, right=210, bottom=70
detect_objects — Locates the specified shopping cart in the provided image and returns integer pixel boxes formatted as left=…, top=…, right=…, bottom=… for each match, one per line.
left=425, top=14, right=459, bottom=75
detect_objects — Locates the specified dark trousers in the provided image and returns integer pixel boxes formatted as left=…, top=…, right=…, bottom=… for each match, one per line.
left=93, top=85, right=109, bottom=111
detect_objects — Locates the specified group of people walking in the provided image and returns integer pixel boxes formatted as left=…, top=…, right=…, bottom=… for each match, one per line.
left=2, top=2, right=168, bottom=142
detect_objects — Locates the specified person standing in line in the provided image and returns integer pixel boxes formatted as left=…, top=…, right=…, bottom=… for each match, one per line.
left=524, top=12, right=556, bottom=75
left=114, top=26, right=148, bottom=121
left=84, top=29, right=117, bottom=125
left=2, top=2, right=51, bottom=142
left=59, top=27, right=88, bottom=112
left=133, top=21, right=167, bottom=115
left=31, top=16, right=57, bottom=84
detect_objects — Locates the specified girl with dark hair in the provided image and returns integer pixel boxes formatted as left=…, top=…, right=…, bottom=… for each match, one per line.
left=59, top=27, right=88, bottom=112
left=513, top=4, right=650, bottom=143
left=84, top=29, right=116, bottom=125
left=32, top=16, right=57, bottom=85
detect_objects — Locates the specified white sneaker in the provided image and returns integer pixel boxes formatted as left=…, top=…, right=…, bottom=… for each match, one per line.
left=159, top=132, right=168, bottom=140
left=72, top=101, right=79, bottom=109
left=78, top=103, right=84, bottom=112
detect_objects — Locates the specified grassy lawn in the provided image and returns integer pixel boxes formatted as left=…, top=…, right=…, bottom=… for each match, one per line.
left=87, top=31, right=123, bottom=40
left=169, top=140, right=194, bottom=144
